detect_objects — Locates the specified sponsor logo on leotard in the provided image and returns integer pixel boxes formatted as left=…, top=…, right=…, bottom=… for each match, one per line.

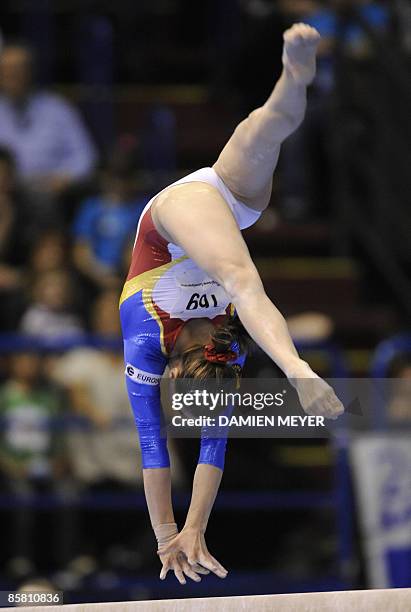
left=125, top=364, right=161, bottom=386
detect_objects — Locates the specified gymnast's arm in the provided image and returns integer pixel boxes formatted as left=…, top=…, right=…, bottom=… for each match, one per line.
left=127, top=378, right=226, bottom=582
left=152, top=184, right=344, bottom=420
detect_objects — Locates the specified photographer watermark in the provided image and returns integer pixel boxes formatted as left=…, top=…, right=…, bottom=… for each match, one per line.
left=162, top=377, right=411, bottom=438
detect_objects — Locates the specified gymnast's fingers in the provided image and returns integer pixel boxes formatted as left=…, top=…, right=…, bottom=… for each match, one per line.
left=172, top=559, right=186, bottom=585
left=160, top=560, right=170, bottom=581
left=198, top=552, right=228, bottom=578
left=190, top=563, right=210, bottom=575
left=180, top=557, right=202, bottom=582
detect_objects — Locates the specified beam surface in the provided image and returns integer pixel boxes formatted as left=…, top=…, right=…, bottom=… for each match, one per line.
left=4, top=588, right=411, bottom=612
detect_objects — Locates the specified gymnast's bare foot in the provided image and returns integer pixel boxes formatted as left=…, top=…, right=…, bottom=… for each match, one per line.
left=282, top=22, right=321, bottom=86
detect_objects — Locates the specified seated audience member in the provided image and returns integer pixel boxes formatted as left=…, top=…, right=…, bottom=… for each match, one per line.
left=27, top=231, right=90, bottom=327
left=0, top=43, right=97, bottom=210
left=72, top=140, right=148, bottom=290
left=28, top=231, right=67, bottom=275
left=20, top=270, right=84, bottom=338
left=0, top=352, right=70, bottom=575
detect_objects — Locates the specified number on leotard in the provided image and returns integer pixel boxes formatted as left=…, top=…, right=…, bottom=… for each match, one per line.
left=186, top=293, right=200, bottom=310
left=185, top=293, right=218, bottom=310
left=199, top=294, right=209, bottom=308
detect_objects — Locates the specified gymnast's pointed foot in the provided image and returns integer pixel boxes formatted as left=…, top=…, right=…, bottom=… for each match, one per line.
left=282, top=22, right=321, bottom=86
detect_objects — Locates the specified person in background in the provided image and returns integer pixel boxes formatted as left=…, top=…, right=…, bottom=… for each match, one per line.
left=28, top=231, right=68, bottom=276
left=19, top=270, right=85, bottom=338
left=72, top=138, right=148, bottom=290
left=0, top=352, right=69, bottom=577
left=0, top=43, right=97, bottom=212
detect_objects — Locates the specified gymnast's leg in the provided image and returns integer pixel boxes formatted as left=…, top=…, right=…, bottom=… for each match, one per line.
left=213, top=22, right=320, bottom=211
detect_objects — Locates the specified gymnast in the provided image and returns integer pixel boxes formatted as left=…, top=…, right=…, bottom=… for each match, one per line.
left=120, top=23, right=344, bottom=584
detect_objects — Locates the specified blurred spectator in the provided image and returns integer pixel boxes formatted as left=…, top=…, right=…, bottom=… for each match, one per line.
left=73, top=138, right=147, bottom=290
left=278, top=0, right=389, bottom=220
left=0, top=43, right=97, bottom=212
left=20, top=270, right=84, bottom=338
left=0, top=146, right=53, bottom=268
left=0, top=353, right=69, bottom=575
left=28, top=231, right=67, bottom=275
left=387, top=354, right=411, bottom=422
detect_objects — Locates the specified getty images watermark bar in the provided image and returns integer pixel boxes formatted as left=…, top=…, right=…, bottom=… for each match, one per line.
left=161, top=378, right=411, bottom=438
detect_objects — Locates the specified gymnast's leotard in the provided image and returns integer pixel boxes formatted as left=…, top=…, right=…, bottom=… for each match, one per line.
left=119, top=167, right=261, bottom=470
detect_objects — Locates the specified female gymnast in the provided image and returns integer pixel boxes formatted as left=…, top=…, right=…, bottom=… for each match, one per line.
left=120, top=23, right=344, bottom=585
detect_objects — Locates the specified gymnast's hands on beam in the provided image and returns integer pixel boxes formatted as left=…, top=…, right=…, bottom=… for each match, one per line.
left=157, top=546, right=210, bottom=585
left=158, top=527, right=228, bottom=583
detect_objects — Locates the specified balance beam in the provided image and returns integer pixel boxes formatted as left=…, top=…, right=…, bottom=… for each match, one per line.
left=5, top=588, right=411, bottom=612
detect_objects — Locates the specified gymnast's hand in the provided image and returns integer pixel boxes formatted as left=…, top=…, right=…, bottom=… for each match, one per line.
left=159, top=526, right=228, bottom=581
left=158, top=547, right=210, bottom=585
left=282, top=23, right=321, bottom=86
left=288, top=360, right=345, bottom=420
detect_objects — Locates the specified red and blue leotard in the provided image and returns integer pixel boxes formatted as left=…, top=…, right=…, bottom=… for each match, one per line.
left=119, top=167, right=261, bottom=470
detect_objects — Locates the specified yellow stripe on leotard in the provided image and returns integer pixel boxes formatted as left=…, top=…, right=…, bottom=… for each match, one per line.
left=119, top=256, right=188, bottom=306
left=120, top=255, right=235, bottom=357
left=119, top=256, right=188, bottom=357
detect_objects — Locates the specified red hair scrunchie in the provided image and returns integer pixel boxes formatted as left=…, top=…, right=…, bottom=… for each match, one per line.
left=204, top=344, right=238, bottom=364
